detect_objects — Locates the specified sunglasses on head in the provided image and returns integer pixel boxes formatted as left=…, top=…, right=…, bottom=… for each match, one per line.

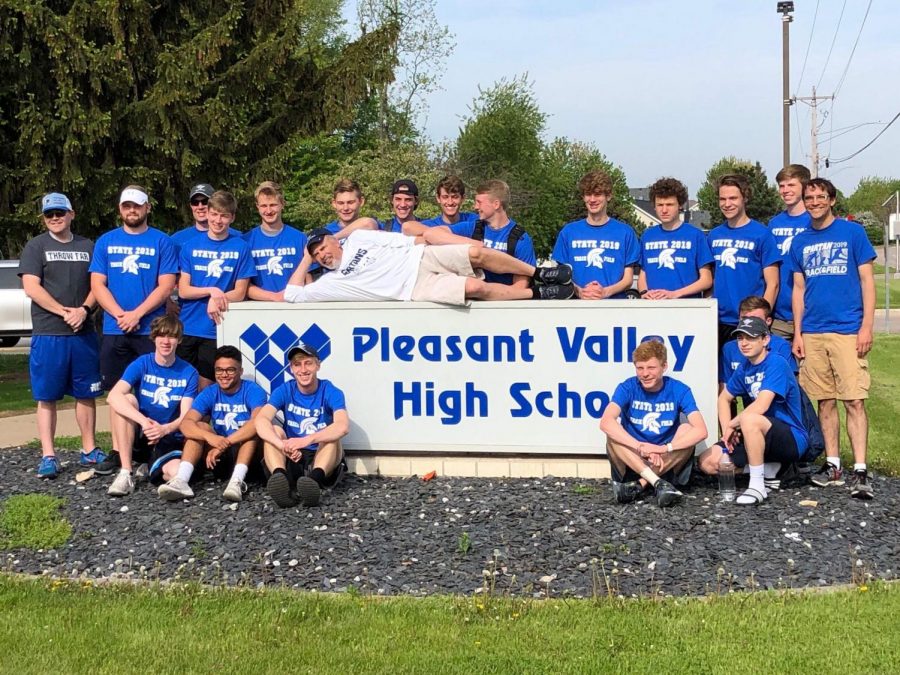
left=44, top=210, right=67, bottom=219
left=190, top=197, right=209, bottom=206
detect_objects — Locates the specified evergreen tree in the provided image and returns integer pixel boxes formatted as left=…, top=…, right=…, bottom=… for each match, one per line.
left=696, top=157, right=782, bottom=225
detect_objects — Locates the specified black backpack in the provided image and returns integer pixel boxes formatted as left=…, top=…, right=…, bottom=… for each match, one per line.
left=799, top=388, right=825, bottom=463
left=471, top=219, right=526, bottom=257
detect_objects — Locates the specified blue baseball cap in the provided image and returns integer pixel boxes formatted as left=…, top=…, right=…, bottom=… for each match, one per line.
left=41, top=192, right=73, bottom=213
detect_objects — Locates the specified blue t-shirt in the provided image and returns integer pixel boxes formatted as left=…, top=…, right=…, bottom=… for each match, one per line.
left=421, top=212, right=478, bottom=227
left=267, top=378, right=347, bottom=452
left=611, top=376, right=699, bottom=445
left=89, top=227, right=179, bottom=335
left=244, top=224, right=307, bottom=293
left=449, top=219, right=536, bottom=285
left=725, top=352, right=808, bottom=456
left=788, top=218, right=876, bottom=334
left=551, top=218, right=640, bottom=297
left=768, top=210, right=811, bottom=321
left=179, top=233, right=255, bottom=339
left=719, top=335, right=798, bottom=384
left=121, top=354, right=199, bottom=425
left=191, top=379, right=268, bottom=437
left=381, top=216, right=412, bottom=233
left=708, top=219, right=781, bottom=324
left=639, top=222, right=714, bottom=296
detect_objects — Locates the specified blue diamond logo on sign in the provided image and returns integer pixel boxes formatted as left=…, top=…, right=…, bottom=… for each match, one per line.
left=239, top=322, right=331, bottom=392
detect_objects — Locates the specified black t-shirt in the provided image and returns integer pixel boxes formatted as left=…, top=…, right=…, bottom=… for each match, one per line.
left=18, top=231, right=94, bottom=335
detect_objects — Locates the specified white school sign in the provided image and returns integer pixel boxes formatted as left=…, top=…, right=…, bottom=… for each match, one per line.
left=220, top=300, right=718, bottom=457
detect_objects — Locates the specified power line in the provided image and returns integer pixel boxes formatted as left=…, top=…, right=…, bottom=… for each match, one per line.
left=832, top=0, right=873, bottom=97
left=821, top=121, right=885, bottom=141
left=795, top=0, right=819, bottom=94
left=828, top=110, right=900, bottom=164
left=816, top=0, right=847, bottom=89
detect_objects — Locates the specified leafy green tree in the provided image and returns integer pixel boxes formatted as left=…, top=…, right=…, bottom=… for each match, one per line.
left=845, top=177, right=900, bottom=220
left=0, top=0, right=400, bottom=255
left=696, top=157, right=782, bottom=224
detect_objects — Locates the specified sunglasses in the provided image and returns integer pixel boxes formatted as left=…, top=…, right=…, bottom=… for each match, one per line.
left=190, top=197, right=209, bottom=206
left=43, top=210, right=68, bottom=219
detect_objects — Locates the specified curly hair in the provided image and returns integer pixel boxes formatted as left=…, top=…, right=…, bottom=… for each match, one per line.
left=632, top=339, right=667, bottom=365
left=649, top=177, right=688, bottom=207
left=578, top=170, right=613, bottom=197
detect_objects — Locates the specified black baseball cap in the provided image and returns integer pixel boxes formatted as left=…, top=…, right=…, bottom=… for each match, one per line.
left=732, top=316, right=770, bottom=338
left=287, top=344, right=319, bottom=361
left=306, top=227, right=333, bottom=255
left=391, top=179, right=418, bottom=197
left=189, top=183, right=214, bottom=200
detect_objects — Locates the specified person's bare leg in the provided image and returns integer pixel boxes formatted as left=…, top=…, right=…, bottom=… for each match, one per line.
left=110, top=407, right=136, bottom=471
left=36, top=400, right=57, bottom=458
left=464, top=278, right=533, bottom=301
left=312, top=441, right=343, bottom=476
left=844, top=399, right=868, bottom=465
left=469, top=246, right=536, bottom=277
left=817, top=398, right=840, bottom=460
left=74, top=398, right=97, bottom=452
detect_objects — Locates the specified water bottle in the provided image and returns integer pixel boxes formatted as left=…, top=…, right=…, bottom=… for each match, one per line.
left=718, top=447, right=736, bottom=502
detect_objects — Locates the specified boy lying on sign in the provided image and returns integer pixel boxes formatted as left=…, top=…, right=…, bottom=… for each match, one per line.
left=281, top=220, right=574, bottom=305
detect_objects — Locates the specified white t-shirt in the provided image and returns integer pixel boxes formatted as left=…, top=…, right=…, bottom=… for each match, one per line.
left=284, top=230, right=425, bottom=303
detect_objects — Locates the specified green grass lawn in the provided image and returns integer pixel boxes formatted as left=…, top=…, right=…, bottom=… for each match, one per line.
left=0, top=354, right=36, bottom=412
left=874, top=276, right=900, bottom=309
left=0, top=576, right=897, bottom=673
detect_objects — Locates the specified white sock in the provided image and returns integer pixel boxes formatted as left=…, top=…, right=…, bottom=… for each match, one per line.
left=764, top=462, right=781, bottom=479
left=748, top=464, right=766, bottom=495
left=827, top=457, right=841, bottom=469
left=854, top=463, right=866, bottom=473
left=231, top=463, right=248, bottom=482
left=639, top=467, right=660, bottom=486
left=176, top=461, right=194, bottom=482
left=119, top=468, right=131, bottom=476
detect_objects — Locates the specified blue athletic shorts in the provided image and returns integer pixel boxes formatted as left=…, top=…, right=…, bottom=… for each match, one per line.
left=100, top=333, right=154, bottom=391
left=30, top=333, right=102, bottom=402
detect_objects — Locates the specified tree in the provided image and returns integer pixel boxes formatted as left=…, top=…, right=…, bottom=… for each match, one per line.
left=845, top=176, right=900, bottom=221
left=0, top=0, right=400, bottom=255
left=696, top=157, right=782, bottom=224
left=355, top=0, right=455, bottom=143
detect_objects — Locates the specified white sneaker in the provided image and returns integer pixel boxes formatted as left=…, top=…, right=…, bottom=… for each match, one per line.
left=222, top=479, right=247, bottom=503
left=158, top=477, right=194, bottom=501
left=107, top=470, right=134, bottom=497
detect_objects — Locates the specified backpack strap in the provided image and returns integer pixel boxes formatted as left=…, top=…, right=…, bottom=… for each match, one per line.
left=471, top=219, right=486, bottom=242
left=506, top=225, right=525, bottom=258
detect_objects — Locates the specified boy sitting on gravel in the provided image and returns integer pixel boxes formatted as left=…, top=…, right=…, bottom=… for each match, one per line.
left=600, top=339, right=709, bottom=507
left=255, top=344, right=349, bottom=508
left=105, top=316, right=199, bottom=497
left=157, top=345, right=266, bottom=503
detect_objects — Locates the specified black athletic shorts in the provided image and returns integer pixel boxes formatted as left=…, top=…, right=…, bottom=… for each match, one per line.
left=201, top=444, right=265, bottom=483
left=100, top=333, right=154, bottom=391
left=176, top=335, right=217, bottom=381
left=730, top=417, right=800, bottom=466
left=132, top=434, right=183, bottom=485
left=611, top=452, right=693, bottom=487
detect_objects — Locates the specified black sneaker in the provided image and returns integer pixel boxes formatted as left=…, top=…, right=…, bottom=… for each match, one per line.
left=266, top=472, right=296, bottom=508
left=654, top=479, right=683, bottom=508
left=612, top=480, right=644, bottom=504
left=296, top=476, right=321, bottom=507
left=850, top=470, right=874, bottom=500
left=537, top=283, right=575, bottom=300
left=93, top=450, right=121, bottom=476
left=810, top=462, right=844, bottom=487
left=764, top=462, right=798, bottom=491
left=534, top=264, right=573, bottom=286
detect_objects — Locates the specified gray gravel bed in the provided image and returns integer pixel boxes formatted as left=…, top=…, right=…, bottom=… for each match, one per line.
left=2, top=447, right=898, bottom=597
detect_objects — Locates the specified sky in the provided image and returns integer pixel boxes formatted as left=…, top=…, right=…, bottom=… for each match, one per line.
left=342, top=0, right=899, bottom=198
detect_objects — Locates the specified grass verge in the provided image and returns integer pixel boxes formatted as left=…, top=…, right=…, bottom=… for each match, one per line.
left=0, top=494, right=71, bottom=550
left=25, top=432, right=112, bottom=452
left=0, top=576, right=897, bottom=673
left=875, top=276, right=900, bottom=309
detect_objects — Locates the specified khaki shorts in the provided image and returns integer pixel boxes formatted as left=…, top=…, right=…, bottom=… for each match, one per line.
left=799, top=332, right=869, bottom=400
left=770, top=318, right=795, bottom=341
left=411, top=245, right=482, bottom=306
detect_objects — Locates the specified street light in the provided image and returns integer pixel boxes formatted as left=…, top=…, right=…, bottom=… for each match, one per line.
left=778, top=2, right=794, bottom=167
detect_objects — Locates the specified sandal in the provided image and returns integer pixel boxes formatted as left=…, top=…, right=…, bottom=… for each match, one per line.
left=736, top=486, right=767, bottom=505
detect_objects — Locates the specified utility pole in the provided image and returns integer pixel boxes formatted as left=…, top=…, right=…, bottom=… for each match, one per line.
left=795, top=87, right=834, bottom=177
left=778, top=2, right=794, bottom=167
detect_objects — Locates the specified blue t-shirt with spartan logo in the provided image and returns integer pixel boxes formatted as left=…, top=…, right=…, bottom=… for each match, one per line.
left=725, top=352, right=808, bottom=456
left=787, top=218, right=876, bottom=334
left=611, top=376, right=699, bottom=445
left=191, top=379, right=268, bottom=436
left=708, top=219, right=781, bottom=324
left=243, top=224, right=308, bottom=293
left=767, top=210, right=811, bottom=321
left=179, top=233, right=255, bottom=339
left=121, top=354, right=199, bottom=425
left=88, top=227, right=178, bottom=335
left=449, top=218, right=537, bottom=285
left=640, top=222, right=714, bottom=296
left=551, top=218, right=640, bottom=297
left=267, top=379, right=347, bottom=452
